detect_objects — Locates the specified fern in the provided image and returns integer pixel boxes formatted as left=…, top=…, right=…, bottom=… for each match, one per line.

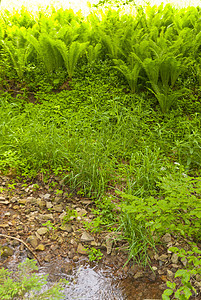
left=55, top=40, right=89, bottom=79
left=113, top=55, right=142, bottom=93
left=86, top=43, right=102, bottom=64
left=1, top=26, right=32, bottom=79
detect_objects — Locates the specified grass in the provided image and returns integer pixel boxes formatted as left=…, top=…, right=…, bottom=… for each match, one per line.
left=0, top=4, right=201, bottom=275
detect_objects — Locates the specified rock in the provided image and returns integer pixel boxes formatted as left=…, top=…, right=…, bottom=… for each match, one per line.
left=37, top=214, right=54, bottom=221
left=46, top=202, right=53, bottom=209
left=44, top=254, right=51, bottom=262
left=0, top=196, right=6, bottom=201
left=18, top=199, right=27, bottom=205
left=152, top=266, right=158, bottom=271
left=167, top=269, right=174, bottom=281
left=37, top=199, right=46, bottom=209
left=27, top=235, right=38, bottom=248
left=134, top=271, right=144, bottom=280
left=58, top=237, right=64, bottom=244
left=77, top=243, right=87, bottom=255
left=76, top=209, right=87, bottom=217
left=60, top=224, right=73, bottom=232
left=4, top=212, right=11, bottom=216
left=73, top=256, right=79, bottom=262
left=37, top=227, right=48, bottom=235
left=80, top=232, right=94, bottom=242
left=181, top=257, right=188, bottom=267
left=162, top=233, right=172, bottom=244
left=105, top=234, right=113, bottom=255
left=196, top=274, right=201, bottom=282
left=43, top=193, right=51, bottom=200
left=0, top=246, right=14, bottom=257
left=53, top=205, right=63, bottom=212
left=171, top=253, right=179, bottom=264
left=59, top=212, right=66, bottom=219
left=158, top=254, right=168, bottom=262
left=149, top=272, right=156, bottom=282
left=0, top=224, right=9, bottom=228
left=36, top=244, right=45, bottom=251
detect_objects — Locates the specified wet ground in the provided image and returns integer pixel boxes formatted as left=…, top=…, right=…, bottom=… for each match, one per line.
left=3, top=247, right=163, bottom=300
left=0, top=174, right=200, bottom=299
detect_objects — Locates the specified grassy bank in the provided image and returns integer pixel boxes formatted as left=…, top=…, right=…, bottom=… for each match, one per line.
left=0, top=3, right=201, bottom=298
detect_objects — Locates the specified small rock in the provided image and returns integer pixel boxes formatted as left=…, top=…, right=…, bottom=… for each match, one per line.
left=162, top=233, right=172, bottom=244
left=46, top=202, right=53, bottom=209
left=0, top=246, right=14, bottom=257
left=158, top=254, right=168, bottom=262
left=36, top=244, right=45, bottom=251
left=4, top=212, right=11, bottom=216
left=44, top=254, right=51, bottom=262
left=181, top=257, right=188, bottom=267
left=167, top=269, right=174, bottom=281
left=77, top=209, right=87, bottom=217
left=18, top=199, right=27, bottom=205
left=149, top=272, right=156, bottom=282
left=27, top=235, right=38, bottom=248
left=171, top=253, right=179, bottom=264
left=0, top=224, right=9, bottom=228
left=134, top=271, right=144, bottom=280
left=80, top=232, right=94, bottom=242
left=105, top=234, right=113, bottom=255
left=43, top=193, right=51, bottom=200
left=60, top=224, right=73, bottom=232
left=37, top=199, right=46, bottom=209
left=37, top=227, right=48, bottom=235
left=152, top=266, right=158, bottom=271
left=73, top=256, right=79, bottom=262
left=0, top=196, right=6, bottom=201
left=77, top=243, right=87, bottom=255
left=53, top=205, right=63, bottom=212
left=196, top=274, right=201, bottom=282
left=37, top=213, right=54, bottom=221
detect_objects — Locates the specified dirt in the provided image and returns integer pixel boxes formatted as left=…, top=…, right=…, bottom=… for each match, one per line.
left=0, top=172, right=200, bottom=299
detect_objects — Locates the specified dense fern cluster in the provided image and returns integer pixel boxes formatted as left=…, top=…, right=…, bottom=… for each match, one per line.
left=1, top=4, right=201, bottom=112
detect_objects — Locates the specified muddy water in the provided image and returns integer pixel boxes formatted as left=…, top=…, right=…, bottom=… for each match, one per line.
left=4, top=250, right=163, bottom=300
left=38, top=259, right=163, bottom=300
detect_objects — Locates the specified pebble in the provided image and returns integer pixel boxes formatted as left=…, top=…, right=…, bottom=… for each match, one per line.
left=37, top=227, right=48, bottom=235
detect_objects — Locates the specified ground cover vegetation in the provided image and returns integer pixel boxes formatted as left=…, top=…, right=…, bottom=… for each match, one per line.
left=0, top=2, right=201, bottom=298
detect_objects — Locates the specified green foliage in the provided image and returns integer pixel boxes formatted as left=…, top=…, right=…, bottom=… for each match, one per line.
left=162, top=246, right=201, bottom=299
left=0, top=259, right=66, bottom=299
left=119, top=173, right=201, bottom=242
left=86, top=247, right=103, bottom=261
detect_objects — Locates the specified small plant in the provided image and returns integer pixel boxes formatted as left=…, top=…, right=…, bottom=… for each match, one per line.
left=42, top=220, right=57, bottom=233
left=55, top=189, right=63, bottom=195
left=0, top=258, right=67, bottom=299
left=86, top=247, right=103, bottom=262
left=162, top=246, right=201, bottom=300
left=32, top=183, right=40, bottom=191
left=62, top=207, right=77, bottom=224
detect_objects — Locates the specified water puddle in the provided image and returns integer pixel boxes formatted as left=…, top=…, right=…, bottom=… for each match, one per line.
left=38, top=259, right=163, bottom=300
left=2, top=250, right=163, bottom=300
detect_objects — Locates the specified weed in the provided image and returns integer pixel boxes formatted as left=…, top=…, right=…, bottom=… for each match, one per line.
left=163, top=246, right=201, bottom=300
left=0, top=258, right=67, bottom=299
left=86, top=247, right=103, bottom=262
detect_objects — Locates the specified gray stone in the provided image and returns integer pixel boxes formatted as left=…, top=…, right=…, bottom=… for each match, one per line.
left=60, top=224, right=73, bottom=232
left=171, top=253, right=179, bottom=264
left=53, top=205, right=63, bottom=212
left=77, top=209, right=87, bottom=217
left=46, top=202, right=53, bottom=209
left=162, top=233, right=172, bottom=244
left=27, top=235, right=38, bottom=248
left=37, top=227, right=48, bottom=235
left=167, top=269, right=174, bottom=281
left=158, top=254, right=168, bottom=262
left=77, top=243, right=87, bottom=255
left=43, top=193, right=51, bottom=200
left=134, top=271, right=144, bottom=280
left=80, top=232, right=94, bottom=242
